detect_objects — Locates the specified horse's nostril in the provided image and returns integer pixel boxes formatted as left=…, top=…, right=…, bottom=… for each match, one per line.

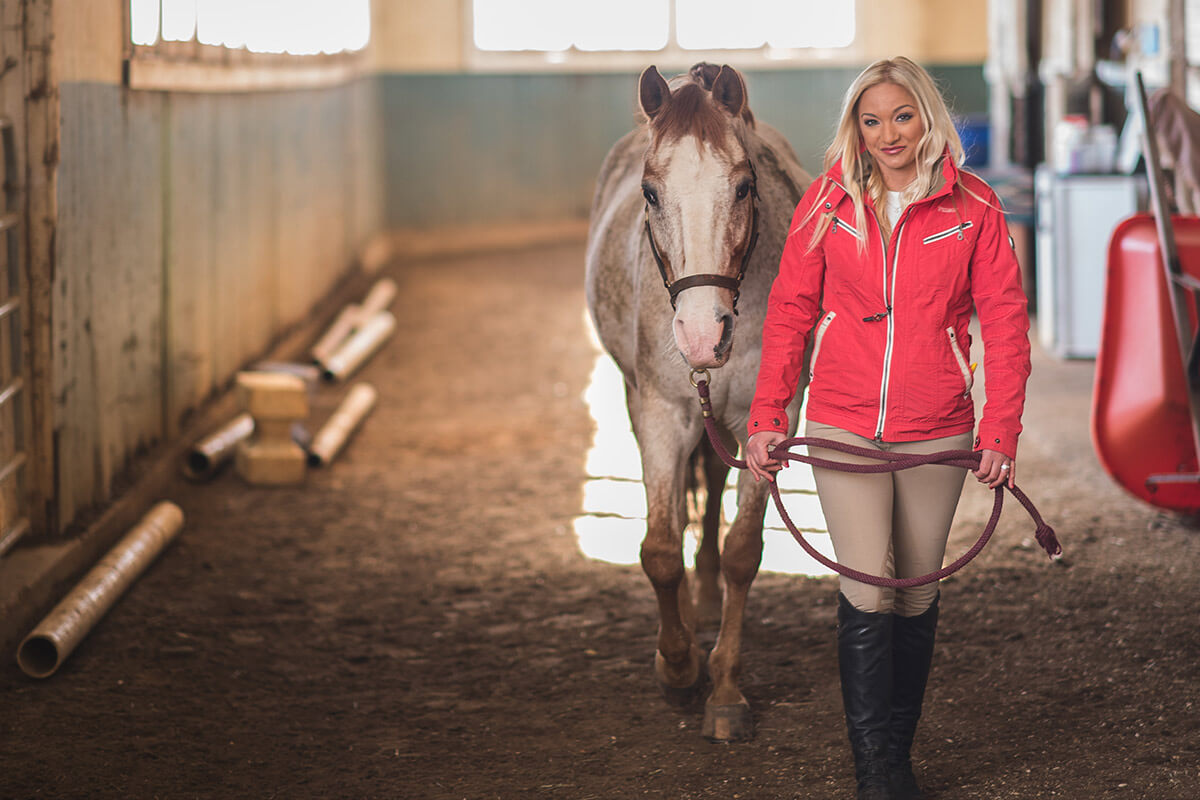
left=714, top=314, right=734, bottom=358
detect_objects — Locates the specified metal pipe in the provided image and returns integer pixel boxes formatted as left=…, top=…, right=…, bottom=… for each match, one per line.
left=182, top=412, right=255, bottom=481
left=321, top=310, right=396, bottom=382
left=17, top=501, right=185, bottom=678
left=308, top=383, right=378, bottom=467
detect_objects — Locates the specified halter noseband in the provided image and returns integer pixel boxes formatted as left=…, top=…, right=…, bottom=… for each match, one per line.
left=644, top=160, right=761, bottom=315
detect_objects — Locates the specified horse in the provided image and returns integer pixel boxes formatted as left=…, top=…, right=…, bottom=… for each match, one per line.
left=585, top=62, right=811, bottom=741
left=1148, top=87, right=1200, bottom=215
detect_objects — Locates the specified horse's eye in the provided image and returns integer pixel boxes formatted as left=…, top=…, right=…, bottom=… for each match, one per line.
left=642, top=185, right=658, bottom=206
left=735, top=181, right=752, bottom=200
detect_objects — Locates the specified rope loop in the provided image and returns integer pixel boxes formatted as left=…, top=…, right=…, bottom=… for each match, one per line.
left=693, top=378, right=1061, bottom=587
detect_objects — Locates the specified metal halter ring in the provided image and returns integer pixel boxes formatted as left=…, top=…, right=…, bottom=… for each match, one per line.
left=689, top=368, right=710, bottom=388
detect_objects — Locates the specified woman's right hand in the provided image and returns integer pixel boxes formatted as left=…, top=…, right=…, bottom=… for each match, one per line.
left=746, top=431, right=788, bottom=482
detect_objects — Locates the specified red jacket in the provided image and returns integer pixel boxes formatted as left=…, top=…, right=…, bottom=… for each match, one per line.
left=748, top=156, right=1031, bottom=458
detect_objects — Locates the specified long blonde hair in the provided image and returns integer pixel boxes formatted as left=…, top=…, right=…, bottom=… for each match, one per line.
left=799, top=57, right=966, bottom=250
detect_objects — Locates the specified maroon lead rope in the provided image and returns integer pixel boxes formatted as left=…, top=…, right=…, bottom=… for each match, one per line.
left=694, top=376, right=1062, bottom=587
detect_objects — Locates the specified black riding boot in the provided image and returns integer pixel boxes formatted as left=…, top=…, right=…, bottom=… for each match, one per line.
left=888, top=595, right=940, bottom=800
left=837, top=592, right=894, bottom=800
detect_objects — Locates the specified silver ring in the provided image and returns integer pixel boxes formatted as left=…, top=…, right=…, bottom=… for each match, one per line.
left=1000, top=464, right=1010, bottom=471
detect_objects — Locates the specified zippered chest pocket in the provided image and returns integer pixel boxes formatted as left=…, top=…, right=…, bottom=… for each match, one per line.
left=827, top=217, right=866, bottom=280
left=922, top=221, right=973, bottom=245
left=915, top=220, right=974, bottom=288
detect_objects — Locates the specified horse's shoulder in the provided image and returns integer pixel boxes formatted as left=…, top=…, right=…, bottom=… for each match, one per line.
left=597, top=128, right=648, bottom=181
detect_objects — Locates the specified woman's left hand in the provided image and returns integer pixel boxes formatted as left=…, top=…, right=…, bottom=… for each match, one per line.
left=975, top=448, right=1015, bottom=489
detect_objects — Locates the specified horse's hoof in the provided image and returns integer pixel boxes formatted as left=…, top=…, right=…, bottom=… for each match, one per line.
left=702, top=701, right=754, bottom=742
left=656, top=650, right=707, bottom=708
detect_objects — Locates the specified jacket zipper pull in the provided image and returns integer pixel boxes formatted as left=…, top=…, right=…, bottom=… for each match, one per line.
left=862, top=306, right=891, bottom=323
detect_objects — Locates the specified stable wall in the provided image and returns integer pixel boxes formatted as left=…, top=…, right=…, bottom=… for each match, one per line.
left=380, top=66, right=989, bottom=228
left=375, top=0, right=990, bottom=228
left=47, top=3, right=384, bottom=531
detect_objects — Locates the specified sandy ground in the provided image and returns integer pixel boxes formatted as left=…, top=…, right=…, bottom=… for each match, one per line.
left=3, top=241, right=1199, bottom=799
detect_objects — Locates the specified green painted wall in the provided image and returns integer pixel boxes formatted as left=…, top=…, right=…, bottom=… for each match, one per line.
left=380, top=65, right=988, bottom=228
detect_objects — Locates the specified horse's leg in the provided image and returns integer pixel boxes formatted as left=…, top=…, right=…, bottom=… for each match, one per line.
left=702, top=461, right=768, bottom=742
left=693, top=432, right=730, bottom=628
left=634, top=396, right=707, bottom=704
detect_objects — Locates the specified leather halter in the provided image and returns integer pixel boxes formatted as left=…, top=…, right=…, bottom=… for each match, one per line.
left=643, top=161, right=761, bottom=315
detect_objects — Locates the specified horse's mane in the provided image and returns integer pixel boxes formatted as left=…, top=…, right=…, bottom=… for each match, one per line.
left=648, top=65, right=756, bottom=147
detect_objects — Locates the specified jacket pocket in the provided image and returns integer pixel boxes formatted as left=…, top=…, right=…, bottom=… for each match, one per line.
left=946, top=327, right=973, bottom=397
left=922, top=221, right=973, bottom=245
left=831, top=216, right=862, bottom=240
left=809, top=311, right=837, bottom=381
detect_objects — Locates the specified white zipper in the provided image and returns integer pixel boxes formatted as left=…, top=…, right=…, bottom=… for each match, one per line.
left=922, top=221, right=973, bottom=244
left=946, top=328, right=974, bottom=397
left=809, top=311, right=837, bottom=380
left=874, top=216, right=904, bottom=440
left=832, top=217, right=861, bottom=239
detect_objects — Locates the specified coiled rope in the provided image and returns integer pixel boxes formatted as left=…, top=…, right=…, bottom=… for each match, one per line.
left=693, top=373, right=1062, bottom=588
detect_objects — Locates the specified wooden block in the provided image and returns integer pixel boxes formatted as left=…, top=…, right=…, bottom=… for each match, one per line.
left=236, top=371, right=309, bottom=420
left=235, top=441, right=307, bottom=486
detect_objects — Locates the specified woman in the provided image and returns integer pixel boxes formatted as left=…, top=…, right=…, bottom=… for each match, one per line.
left=745, top=58, right=1030, bottom=799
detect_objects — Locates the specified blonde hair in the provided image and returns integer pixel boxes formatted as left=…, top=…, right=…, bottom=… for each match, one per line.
left=799, top=57, right=966, bottom=250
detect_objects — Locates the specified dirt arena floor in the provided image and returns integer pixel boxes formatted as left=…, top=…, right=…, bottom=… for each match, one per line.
left=3, top=241, right=1200, bottom=799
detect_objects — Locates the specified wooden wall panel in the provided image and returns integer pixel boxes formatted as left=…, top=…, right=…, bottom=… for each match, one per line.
left=55, top=83, right=165, bottom=527
left=53, top=78, right=383, bottom=532
left=164, top=92, right=218, bottom=435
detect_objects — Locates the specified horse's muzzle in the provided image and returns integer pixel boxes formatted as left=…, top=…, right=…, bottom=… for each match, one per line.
left=675, top=310, right=734, bottom=369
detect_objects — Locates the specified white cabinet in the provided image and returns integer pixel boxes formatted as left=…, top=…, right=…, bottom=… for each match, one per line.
left=1034, top=167, right=1147, bottom=358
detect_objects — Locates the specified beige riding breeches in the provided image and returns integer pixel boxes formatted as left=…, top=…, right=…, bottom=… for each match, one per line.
left=805, top=420, right=973, bottom=616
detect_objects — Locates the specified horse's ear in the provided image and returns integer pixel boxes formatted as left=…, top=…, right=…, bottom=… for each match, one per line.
left=639, top=65, right=670, bottom=120
left=712, top=64, right=746, bottom=117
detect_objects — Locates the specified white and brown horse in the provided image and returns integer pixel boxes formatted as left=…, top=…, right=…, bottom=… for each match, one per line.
left=585, top=63, right=811, bottom=741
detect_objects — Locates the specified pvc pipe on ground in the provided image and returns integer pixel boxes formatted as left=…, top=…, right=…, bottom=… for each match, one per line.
left=17, top=501, right=185, bottom=678
left=308, top=383, right=378, bottom=467
left=310, top=304, right=361, bottom=367
left=183, top=413, right=255, bottom=481
left=311, top=278, right=398, bottom=367
left=359, top=278, right=398, bottom=318
left=321, top=311, right=396, bottom=382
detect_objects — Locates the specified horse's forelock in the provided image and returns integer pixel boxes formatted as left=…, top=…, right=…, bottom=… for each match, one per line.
left=650, top=83, right=742, bottom=154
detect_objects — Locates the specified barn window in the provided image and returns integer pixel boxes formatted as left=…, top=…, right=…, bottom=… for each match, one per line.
left=126, top=0, right=372, bottom=91
left=470, top=0, right=854, bottom=64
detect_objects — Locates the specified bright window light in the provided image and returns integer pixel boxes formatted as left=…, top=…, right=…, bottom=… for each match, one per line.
left=676, top=0, right=764, bottom=50
left=573, top=1, right=669, bottom=52
left=473, top=0, right=572, bottom=51
left=766, top=0, right=855, bottom=49
left=161, top=0, right=197, bottom=42
left=475, top=0, right=669, bottom=52
left=196, top=0, right=245, bottom=49
left=130, top=0, right=160, bottom=45
left=473, top=0, right=853, bottom=54
left=131, top=0, right=372, bottom=54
